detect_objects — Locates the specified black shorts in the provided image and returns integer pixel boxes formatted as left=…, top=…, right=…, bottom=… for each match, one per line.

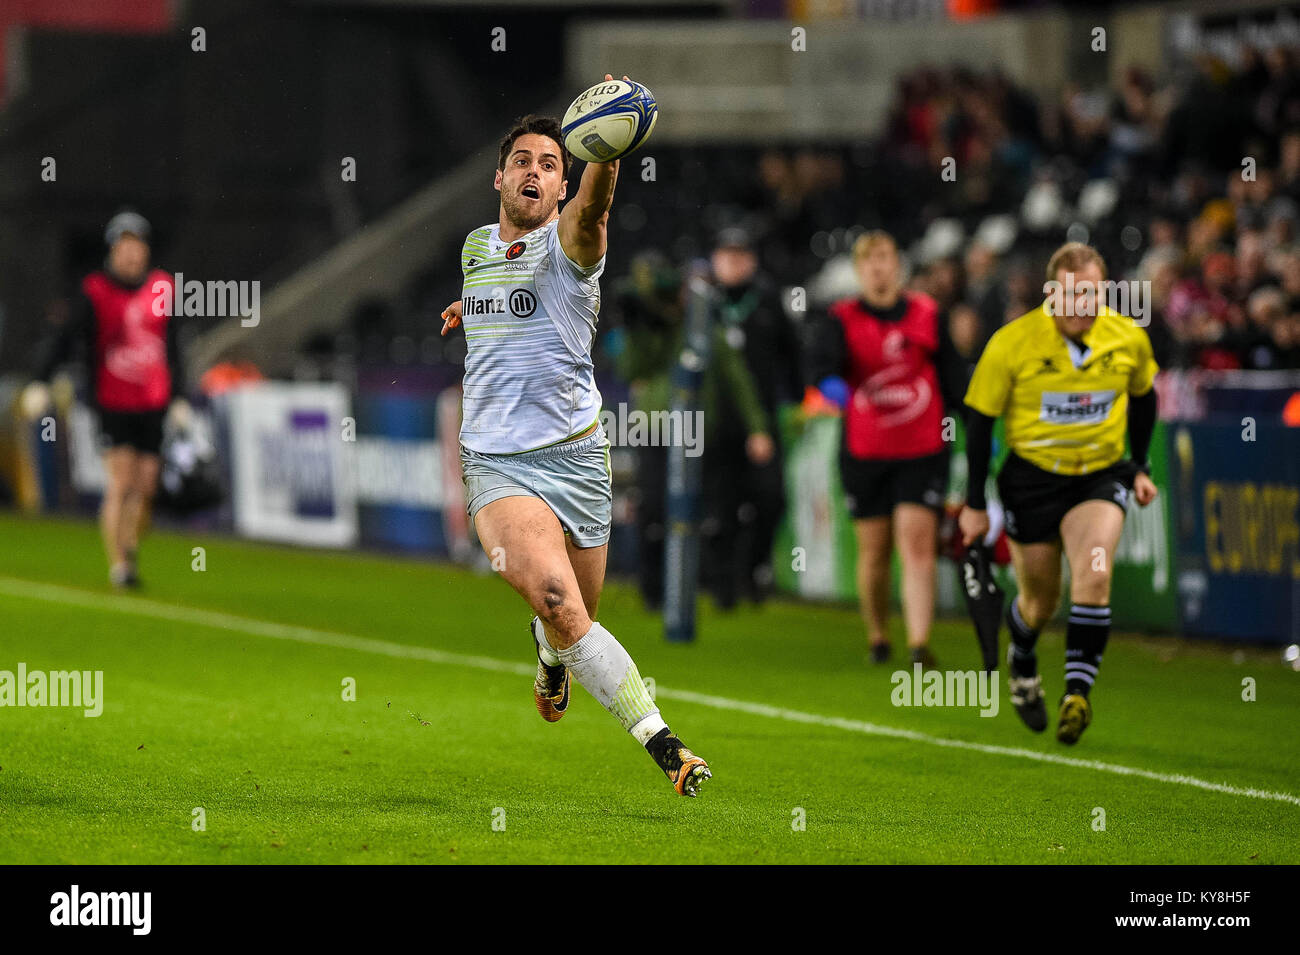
left=996, top=453, right=1132, bottom=544
left=99, top=409, right=166, bottom=455
left=840, top=449, right=949, bottom=520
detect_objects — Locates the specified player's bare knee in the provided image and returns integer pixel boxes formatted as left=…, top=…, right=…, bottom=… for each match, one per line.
left=536, top=577, right=585, bottom=643
left=1073, top=575, right=1111, bottom=606
left=538, top=575, right=566, bottom=609
left=858, top=557, right=888, bottom=583
left=898, top=542, right=935, bottom=571
left=1021, top=589, right=1058, bottom=629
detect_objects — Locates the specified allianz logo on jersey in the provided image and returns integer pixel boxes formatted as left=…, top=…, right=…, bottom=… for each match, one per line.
left=1039, top=389, right=1116, bottom=424
left=463, top=289, right=538, bottom=318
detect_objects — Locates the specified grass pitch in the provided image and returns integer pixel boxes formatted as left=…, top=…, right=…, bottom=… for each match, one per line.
left=0, top=512, right=1295, bottom=864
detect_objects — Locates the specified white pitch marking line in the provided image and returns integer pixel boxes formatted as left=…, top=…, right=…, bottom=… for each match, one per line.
left=1, top=574, right=1297, bottom=808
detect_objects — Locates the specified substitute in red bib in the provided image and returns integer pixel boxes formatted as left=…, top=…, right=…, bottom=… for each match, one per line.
left=25, top=211, right=189, bottom=589
left=805, top=231, right=968, bottom=667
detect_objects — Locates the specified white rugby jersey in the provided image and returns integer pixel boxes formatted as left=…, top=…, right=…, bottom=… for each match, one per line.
left=458, top=218, right=604, bottom=453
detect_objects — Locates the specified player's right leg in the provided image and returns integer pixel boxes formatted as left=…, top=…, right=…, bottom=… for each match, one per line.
left=844, top=454, right=896, bottom=662
left=1055, top=498, right=1126, bottom=744
left=120, top=451, right=160, bottom=586
left=852, top=516, right=893, bottom=662
left=473, top=495, right=709, bottom=795
left=100, top=446, right=134, bottom=588
left=1004, top=539, right=1061, bottom=732
left=893, top=502, right=939, bottom=669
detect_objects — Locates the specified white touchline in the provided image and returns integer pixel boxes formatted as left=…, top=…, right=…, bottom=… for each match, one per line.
left=1, top=574, right=1296, bottom=809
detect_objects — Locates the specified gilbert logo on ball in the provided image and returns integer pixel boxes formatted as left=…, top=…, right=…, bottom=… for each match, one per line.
left=561, top=79, right=658, bottom=163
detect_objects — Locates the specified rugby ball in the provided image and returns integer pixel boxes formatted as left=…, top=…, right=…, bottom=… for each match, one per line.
left=561, top=79, right=658, bottom=163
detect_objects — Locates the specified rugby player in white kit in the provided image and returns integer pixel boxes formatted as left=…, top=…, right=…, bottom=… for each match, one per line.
left=440, top=78, right=710, bottom=796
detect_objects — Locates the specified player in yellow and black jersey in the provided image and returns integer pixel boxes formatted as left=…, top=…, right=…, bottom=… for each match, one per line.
left=958, top=242, right=1160, bottom=745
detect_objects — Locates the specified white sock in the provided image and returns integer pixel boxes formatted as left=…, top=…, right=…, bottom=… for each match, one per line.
left=628, top=711, right=668, bottom=746
left=557, top=622, right=664, bottom=742
left=532, top=616, right=561, bottom=667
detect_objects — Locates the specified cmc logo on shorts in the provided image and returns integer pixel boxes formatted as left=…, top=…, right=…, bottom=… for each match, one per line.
left=505, top=241, right=527, bottom=260
left=509, top=288, right=537, bottom=317
left=577, top=522, right=610, bottom=534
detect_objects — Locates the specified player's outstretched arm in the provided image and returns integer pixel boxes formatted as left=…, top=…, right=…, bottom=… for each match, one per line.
left=558, top=73, right=625, bottom=269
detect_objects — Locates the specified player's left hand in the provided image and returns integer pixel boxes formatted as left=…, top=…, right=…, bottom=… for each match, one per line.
left=958, top=506, right=991, bottom=548
left=440, top=300, right=463, bottom=337
left=165, top=397, right=193, bottom=432
left=746, top=432, right=775, bottom=465
left=1133, top=471, right=1158, bottom=507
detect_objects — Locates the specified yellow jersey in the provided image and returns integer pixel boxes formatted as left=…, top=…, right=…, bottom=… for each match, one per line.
left=964, top=302, right=1158, bottom=476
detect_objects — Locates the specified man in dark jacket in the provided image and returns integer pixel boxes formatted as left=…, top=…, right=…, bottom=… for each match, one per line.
left=711, top=228, right=802, bottom=602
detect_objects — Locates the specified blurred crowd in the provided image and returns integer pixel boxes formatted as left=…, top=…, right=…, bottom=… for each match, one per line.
left=604, top=46, right=1300, bottom=380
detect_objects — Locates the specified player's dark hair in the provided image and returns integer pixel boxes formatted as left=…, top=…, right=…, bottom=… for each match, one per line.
left=498, top=115, right=571, bottom=180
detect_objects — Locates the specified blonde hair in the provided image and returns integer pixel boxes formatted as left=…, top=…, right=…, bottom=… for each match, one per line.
left=1045, top=241, right=1107, bottom=282
left=852, top=231, right=898, bottom=261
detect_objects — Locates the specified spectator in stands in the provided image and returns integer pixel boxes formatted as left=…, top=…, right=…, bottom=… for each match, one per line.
left=1278, top=127, right=1300, bottom=202
left=1138, top=247, right=1180, bottom=368
left=1244, top=285, right=1290, bottom=370
left=947, top=302, right=983, bottom=368
left=1235, top=229, right=1272, bottom=298
left=1280, top=246, right=1300, bottom=313
left=1003, top=259, right=1039, bottom=325
left=963, top=241, right=1004, bottom=349
left=923, top=257, right=965, bottom=318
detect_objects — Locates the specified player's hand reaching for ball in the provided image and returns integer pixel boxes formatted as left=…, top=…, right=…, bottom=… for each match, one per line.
left=1133, top=471, right=1158, bottom=507
left=958, top=506, right=991, bottom=548
left=440, top=300, right=463, bottom=337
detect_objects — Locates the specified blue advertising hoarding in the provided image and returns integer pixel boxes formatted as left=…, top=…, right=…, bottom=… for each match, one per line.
left=1170, top=421, right=1300, bottom=644
left=352, top=366, right=467, bottom=557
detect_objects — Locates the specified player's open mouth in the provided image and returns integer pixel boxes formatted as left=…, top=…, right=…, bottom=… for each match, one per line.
left=521, top=184, right=540, bottom=199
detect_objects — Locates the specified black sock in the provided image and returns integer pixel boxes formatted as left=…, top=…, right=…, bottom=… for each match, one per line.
left=1006, top=598, right=1039, bottom=678
left=1065, top=604, right=1110, bottom=697
left=644, top=727, right=681, bottom=770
